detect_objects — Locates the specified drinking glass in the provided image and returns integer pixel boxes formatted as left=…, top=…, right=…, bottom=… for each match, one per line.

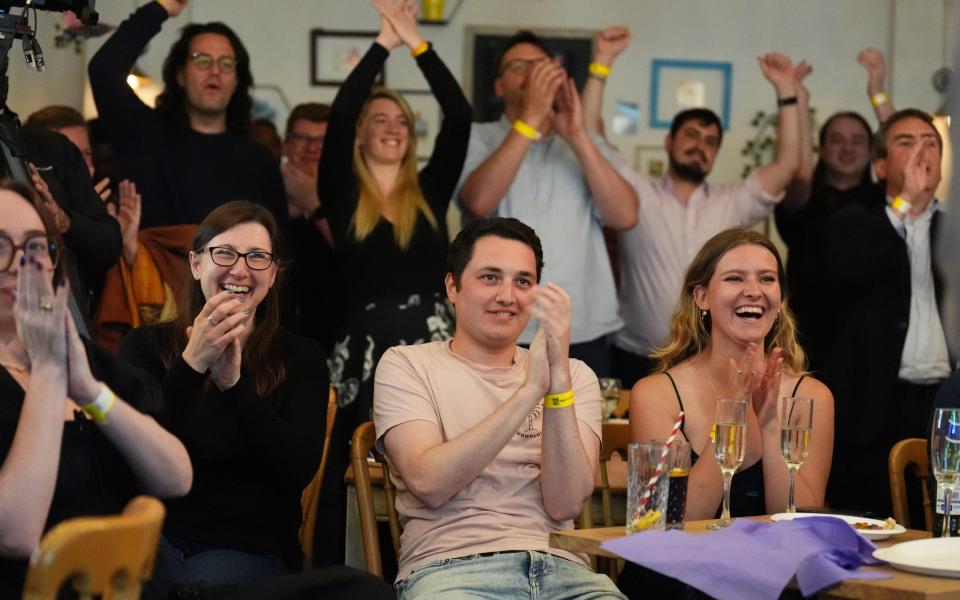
left=709, top=398, right=747, bottom=530
left=666, top=441, right=691, bottom=530
left=626, top=441, right=669, bottom=533
left=931, top=408, right=960, bottom=538
left=779, top=396, right=814, bottom=513
left=599, top=378, right=622, bottom=420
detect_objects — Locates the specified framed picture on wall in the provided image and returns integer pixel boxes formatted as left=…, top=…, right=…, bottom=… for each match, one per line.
left=310, top=29, right=384, bottom=86
left=649, top=59, right=732, bottom=130
left=404, top=91, right=440, bottom=160
left=634, top=144, right=669, bottom=178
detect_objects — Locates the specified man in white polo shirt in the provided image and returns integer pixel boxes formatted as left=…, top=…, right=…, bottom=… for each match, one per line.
left=373, top=218, right=624, bottom=599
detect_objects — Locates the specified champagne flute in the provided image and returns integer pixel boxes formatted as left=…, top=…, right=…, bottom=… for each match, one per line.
left=709, top=398, right=747, bottom=530
left=779, top=396, right=814, bottom=513
left=931, top=408, right=960, bottom=538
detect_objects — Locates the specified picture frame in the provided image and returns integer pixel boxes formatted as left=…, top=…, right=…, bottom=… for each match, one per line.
left=634, top=144, right=669, bottom=178
left=404, top=91, right=440, bottom=160
left=649, top=59, right=732, bottom=130
left=310, top=29, right=384, bottom=86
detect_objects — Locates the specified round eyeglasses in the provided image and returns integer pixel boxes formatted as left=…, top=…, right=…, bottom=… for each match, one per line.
left=205, top=246, right=275, bottom=271
left=0, top=234, right=60, bottom=272
left=189, top=52, right=239, bottom=73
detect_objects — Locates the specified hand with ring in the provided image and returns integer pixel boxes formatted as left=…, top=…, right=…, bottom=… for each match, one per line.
left=181, top=290, right=250, bottom=375
left=14, top=256, right=68, bottom=371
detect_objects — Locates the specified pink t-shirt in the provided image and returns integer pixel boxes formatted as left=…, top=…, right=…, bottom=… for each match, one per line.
left=373, top=340, right=602, bottom=580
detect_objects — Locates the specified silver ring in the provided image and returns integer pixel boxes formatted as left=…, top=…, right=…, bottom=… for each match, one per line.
left=736, top=369, right=743, bottom=376
left=39, top=299, right=54, bottom=312
left=206, top=315, right=220, bottom=326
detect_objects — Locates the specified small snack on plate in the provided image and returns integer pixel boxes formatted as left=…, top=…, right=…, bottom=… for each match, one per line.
left=852, top=517, right=897, bottom=530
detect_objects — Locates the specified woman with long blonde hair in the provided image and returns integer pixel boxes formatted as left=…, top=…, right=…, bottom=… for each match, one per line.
left=314, top=0, right=471, bottom=560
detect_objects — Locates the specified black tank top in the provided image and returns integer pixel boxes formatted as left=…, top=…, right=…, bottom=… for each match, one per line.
left=663, top=372, right=805, bottom=518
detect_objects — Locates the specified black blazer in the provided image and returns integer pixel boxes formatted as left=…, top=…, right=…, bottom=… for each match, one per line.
left=823, top=199, right=948, bottom=446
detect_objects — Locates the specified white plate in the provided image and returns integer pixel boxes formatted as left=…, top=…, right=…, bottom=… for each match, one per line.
left=769, top=512, right=906, bottom=541
left=873, top=538, right=960, bottom=578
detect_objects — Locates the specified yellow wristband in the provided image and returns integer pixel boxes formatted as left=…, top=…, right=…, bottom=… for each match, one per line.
left=513, top=119, right=542, bottom=141
left=588, top=62, right=611, bottom=79
left=411, top=41, right=430, bottom=58
left=544, top=390, right=575, bottom=409
left=83, top=384, right=117, bottom=425
left=870, top=91, right=889, bottom=107
left=890, top=195, right=912, bottom=216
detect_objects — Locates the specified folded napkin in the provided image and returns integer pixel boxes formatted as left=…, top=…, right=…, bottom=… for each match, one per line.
left=601, top=517, right=891, bottom=600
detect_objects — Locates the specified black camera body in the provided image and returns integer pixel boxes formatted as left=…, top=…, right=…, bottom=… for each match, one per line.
left=0, top=0, right=97, bottom=25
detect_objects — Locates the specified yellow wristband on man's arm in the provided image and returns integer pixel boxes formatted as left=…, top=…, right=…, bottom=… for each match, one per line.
left=870, top=91, right=890, bottom=107
left=544, top=390, right=575, bottom=409
left=513, top=119, right=542, bottom=141
left=588, top=62, right=611, bottom=79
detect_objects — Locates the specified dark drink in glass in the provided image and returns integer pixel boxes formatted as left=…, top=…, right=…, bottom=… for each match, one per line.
left=666, top=467, right=689, bottom=530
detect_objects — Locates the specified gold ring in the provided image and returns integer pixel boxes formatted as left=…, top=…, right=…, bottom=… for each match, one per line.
left=736, top=369, right=743, bottom=376
left=39, top=299, right=54, bottom=311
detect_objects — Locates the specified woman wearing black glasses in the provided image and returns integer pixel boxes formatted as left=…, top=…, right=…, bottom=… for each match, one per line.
left=119, top=200, right=330, bottom=586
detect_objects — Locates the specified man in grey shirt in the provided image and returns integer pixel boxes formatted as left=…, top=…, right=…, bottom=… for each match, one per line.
left=457, top=30, right=638, bottom=377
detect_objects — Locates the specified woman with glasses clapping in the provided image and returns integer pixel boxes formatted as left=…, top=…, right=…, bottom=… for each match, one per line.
left=119, top=201, right=329, bottom=586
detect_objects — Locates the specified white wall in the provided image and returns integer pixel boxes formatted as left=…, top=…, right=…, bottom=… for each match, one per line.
left=7, top=0, right=950, bottom=184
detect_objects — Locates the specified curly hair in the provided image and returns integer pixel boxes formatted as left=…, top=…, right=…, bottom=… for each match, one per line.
left=155, top=22, right=253, bottom=135
left=652, top=228, right=807, bottom=374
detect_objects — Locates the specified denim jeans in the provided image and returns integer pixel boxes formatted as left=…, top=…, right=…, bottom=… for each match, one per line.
left=156, top=535, right=291, bottom=586
left=396, top=550, right=626, bottom=599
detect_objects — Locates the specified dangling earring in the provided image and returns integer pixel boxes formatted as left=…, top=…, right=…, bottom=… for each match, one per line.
left=700, top=308, right=708, bottom=321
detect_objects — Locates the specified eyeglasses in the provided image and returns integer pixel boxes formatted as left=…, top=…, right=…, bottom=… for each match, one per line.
left=0, top=234, right=60, bottom=272
left=206, top=246, right=274, bottom=271
left=500, top=57, right=548, bottom=75
left=189, top=52, right=239, bottom=73
left=288, top=132, right=325, bottom=146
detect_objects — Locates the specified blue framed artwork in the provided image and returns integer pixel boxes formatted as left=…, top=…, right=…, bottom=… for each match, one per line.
left=649, top=59, right=732, bottom=130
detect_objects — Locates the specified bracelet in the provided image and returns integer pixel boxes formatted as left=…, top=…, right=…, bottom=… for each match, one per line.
left=588, top=62, right=611, bottom=80
left=776, top=96, right=798, bottom=107
left=544, top=389, right=575, bottom=409
left=83, top=384, right=117, bottom=425
left=411, top=41, right=430, bottom=58
left=870, top=91, right=889, bottom=107
left=890, top=195, right=912, bottom=216
left=513, top=119, right=542, bottom=141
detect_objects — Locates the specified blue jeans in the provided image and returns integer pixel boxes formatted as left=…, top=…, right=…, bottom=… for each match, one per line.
left=396, top=551, right=626, bottom=599
left=156, top=535, right=291, bottom=586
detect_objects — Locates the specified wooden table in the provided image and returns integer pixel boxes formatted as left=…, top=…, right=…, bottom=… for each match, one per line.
left=550, top=518, right=960, bottom=599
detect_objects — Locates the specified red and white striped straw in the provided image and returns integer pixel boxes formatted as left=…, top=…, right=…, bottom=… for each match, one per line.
left=637, top=410, right=684, bottom=510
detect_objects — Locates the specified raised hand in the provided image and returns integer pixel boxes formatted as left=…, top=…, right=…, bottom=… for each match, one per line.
left=14, top=256, right=68, bottom=370
left=751, top=347, right=783, bottom=429
left=794, top=60, right=812, bottom=103
left=900, top=138, right=940, bottom=212
left=181, top=291, right=250, bottom=374
left=857, top=47, right=887, bottom=91
left=281, top=163, right=320, bottom=215
left=593, top=26, right=631, bottom=65
left=156, top=0, right=188, bottom=17
left=758, top=52, right=797, bottom=97
left=372, top=0, right=403, bottom=51
left=552, top=77, right=586, bottom=142
left=209, top=336, right=242, bottom=390
left=372, top=0, right=424, bottom=51
left=65, top=309, right=103, bottom=403
left=524, top=327, right=550, bottom=399
left=531, top=282, right=572, bottom=393
left=28, top=163, right=70, bottom=234
left=115, top=179, right=141, bottom=266
left=521, top=60, right=566, bottom=129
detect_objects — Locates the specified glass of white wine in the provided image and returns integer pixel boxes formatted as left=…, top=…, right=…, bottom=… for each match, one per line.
left=709, top=398, right=747, bottom=530
left=779, top=396, right=814, bottom=513
left=931, top=408, right=960, bottom=538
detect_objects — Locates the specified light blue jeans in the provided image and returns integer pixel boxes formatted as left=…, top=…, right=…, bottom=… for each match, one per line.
left=396, top=550, right=626, bottom=599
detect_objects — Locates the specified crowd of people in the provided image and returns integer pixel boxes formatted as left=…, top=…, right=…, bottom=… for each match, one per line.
left=1, top=0, right=954, bottom=598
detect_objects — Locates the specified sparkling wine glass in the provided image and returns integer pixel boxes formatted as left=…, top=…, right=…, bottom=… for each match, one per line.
left=931, top=408, right=960, bottom=538
left=709, top=398, right=747, bottom=530
left=779, top=396, right=814, bottom=513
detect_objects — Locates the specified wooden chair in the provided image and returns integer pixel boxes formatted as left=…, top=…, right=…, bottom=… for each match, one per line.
left=352, top=421, right=401, bottom=578
left=300, top=386, right=339, bottom=569
left=577, top=421, right=631, bottom=577
left=889, top=437, right=934, bottom=531
left=22, top=496, right=165, bottom=600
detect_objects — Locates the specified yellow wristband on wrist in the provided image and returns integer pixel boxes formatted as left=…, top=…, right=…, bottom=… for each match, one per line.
left=544, top=390, right=575, bottom=409
left=411, top=41, right=430, bottom=58
left=513, top=119, right=542, bottom=141
left=83, top=384, right=117, bottom=425
left=588, top=62, right=611, bottom=79
left=870, top=91, right=889, bottom=107
left=890, top=195, right=912, bottom=216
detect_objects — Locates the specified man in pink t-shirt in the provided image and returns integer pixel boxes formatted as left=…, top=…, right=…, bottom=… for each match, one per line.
left=374, top=218, right=625, bottom=598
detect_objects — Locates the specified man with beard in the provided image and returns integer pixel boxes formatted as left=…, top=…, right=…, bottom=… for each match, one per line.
left=88, top=0, right=285, bottom=228
left=583, top=29, right=802, bottom=386
left=456, top=31, right=638, bottom=378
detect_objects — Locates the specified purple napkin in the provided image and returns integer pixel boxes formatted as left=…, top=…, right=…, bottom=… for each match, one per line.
left=601, top=517, right=891, bottom=600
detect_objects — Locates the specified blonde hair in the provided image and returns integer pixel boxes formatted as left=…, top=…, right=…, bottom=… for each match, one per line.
left=652, top=228, right=807, bottom=374
left=352, top=88, right=438, bottom=249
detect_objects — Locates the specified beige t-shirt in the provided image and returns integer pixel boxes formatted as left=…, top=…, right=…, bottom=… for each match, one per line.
left=373, top=340, right=602, bottom=580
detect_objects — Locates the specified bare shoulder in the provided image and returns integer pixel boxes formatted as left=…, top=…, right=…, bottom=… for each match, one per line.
left=631, top=371, right=682, bottom=422
left=785, top=372, right=833, bottom=405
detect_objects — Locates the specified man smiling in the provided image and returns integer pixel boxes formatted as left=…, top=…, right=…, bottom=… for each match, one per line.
left=89, top=0, right=285, bottom=228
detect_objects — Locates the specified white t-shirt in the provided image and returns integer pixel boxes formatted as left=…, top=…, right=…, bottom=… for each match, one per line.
left=373, top=340, right=602, bottom=580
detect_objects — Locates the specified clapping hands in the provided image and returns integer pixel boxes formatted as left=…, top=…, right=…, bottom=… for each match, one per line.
left=372, top=0, right=423, bottom=52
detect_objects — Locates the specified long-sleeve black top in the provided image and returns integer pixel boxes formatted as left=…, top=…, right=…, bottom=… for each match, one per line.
left=118, top=325, right=328, bottom=568
left=316, top=43, right=471, bottom=303
left=87, top=2, right=286, bottom=228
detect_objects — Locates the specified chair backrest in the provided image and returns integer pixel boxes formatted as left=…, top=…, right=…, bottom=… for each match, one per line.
left=888, top=437, right=934, bottom=531
left=22, top=496, right=165, bottom=600
left=352, top=420, right=401, bottom=578
left=599, top=422, right=631, bottom=527
left=300, top=386, right=339, bottom=569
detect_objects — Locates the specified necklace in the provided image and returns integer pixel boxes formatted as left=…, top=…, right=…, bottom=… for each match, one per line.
left=699, top=358, right=725, bottom=400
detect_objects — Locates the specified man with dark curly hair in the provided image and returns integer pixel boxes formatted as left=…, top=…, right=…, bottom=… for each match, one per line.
left=88, top=0, right=285, bottom=228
